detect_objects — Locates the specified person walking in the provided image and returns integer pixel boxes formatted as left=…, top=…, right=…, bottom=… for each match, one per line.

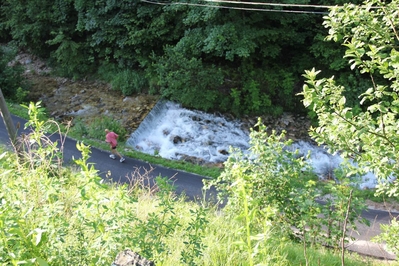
left=105, top=129, right=125, bottom=162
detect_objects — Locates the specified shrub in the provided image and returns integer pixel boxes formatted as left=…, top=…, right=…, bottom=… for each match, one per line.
left=153, top=46, right=224, bottom=112
left=73, top=116, right=127, bottom=142
left=0, top=102, right=209, bottom=265
left=97, top=62, right=148, bottom=96
left=206, top=118, right=368, bottom=253
left=111, top=69, right=148, bottom=96
left=0, top=45, right=26, bottom=101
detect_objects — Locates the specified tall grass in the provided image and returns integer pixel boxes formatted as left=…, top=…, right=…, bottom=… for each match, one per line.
left=0, top=103, right=388, bottom=265
left=0, top=145, right=379, bottom=265
left=6, top=101, right=222, bottom=178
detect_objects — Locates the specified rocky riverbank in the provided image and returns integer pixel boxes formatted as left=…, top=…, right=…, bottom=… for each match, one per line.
left=15, top=52, right=313, bottom=145
left=27, top=74, right=159, bottom=134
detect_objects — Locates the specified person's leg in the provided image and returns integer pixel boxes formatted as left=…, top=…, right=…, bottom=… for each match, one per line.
left=115, top=150, right=123, bottom=158
left=109, top=146, right=117, bottom=159
left=113, top=146, right=125, bottom=162
left=116, top=149, right=125, bottom=162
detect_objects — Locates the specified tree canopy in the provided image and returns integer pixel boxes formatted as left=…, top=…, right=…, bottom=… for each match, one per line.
left=0, top=0, right=365, bottom=116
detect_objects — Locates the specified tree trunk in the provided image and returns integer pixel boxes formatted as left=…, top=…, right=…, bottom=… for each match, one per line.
left=0, top=88, right=18, bottom=152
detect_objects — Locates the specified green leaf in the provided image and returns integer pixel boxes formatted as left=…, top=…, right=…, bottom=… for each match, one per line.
left=36, top=257, right=49, bottom=266
left=338, top=96, right=346, bottom=107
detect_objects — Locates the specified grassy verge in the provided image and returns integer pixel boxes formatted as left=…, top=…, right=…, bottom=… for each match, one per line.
left=6, top=101, right=223, bottom=178
left=6, top=100, right=399, bottom=205
left=0, top=142, right=390, bottom=265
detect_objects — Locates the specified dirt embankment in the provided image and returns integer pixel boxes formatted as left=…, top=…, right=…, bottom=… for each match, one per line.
left=13, top=53, right=159, bottom=134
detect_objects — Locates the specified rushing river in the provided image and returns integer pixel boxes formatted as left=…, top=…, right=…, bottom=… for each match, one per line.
left=127, top=100, right=379, bottom=189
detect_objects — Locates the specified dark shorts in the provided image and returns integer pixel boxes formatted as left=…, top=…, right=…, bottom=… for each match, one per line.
left=112, top=145, right=117, bottom=149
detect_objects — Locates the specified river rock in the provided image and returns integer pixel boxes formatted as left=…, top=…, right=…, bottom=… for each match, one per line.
left=111, top=249, right=154, bottom=266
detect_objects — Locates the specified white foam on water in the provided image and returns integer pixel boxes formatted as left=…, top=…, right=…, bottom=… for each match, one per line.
left=127, top=101, right=388, bottom=188
left=127, top=101, right=250, bottom=163
left=290, top=141, right=380, bottom=189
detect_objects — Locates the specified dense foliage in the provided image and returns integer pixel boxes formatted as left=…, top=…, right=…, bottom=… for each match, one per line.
left=1, top=1, right=398, bottom=264
left=300, top=0, right=399, bottom=256
left=0, top=46, right=26, bottom=101
left=206, top=120, right=368, bottom=257
left=0, top=103, right=376, bottom=265
left=0, top=0, right=367, bottom=116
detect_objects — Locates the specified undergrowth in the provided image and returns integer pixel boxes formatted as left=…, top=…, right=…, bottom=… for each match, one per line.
left=0, top=103, right=392, bottom=265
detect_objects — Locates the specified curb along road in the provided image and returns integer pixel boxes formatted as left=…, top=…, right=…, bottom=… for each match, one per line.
left=0, top=114, right=397, bottom=261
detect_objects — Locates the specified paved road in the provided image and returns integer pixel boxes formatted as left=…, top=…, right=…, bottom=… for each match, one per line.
left=0, top=114, right=397, bottom=260
left=0, top=114, right=218, bottom=202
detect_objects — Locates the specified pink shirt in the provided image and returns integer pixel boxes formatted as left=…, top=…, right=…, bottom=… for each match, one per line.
left=106, top=131, right=119, bottom=147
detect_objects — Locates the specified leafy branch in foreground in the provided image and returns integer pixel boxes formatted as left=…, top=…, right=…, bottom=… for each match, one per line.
left=299, top=0, right=399, bottom=256
left=0, top=101, right=213, bottom=265
left=205, top=119, right=367, bottom=264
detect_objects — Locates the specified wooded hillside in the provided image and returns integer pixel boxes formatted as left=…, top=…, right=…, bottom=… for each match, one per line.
left=0, top=0, right=368, bottom=116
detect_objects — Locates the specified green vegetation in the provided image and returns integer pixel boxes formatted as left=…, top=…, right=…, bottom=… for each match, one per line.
left=6, top=101, right=223, bottom=178
left=72, top=116, right=128, bottom=142
left=0, top=103, right=388, bottom=265
left=1, top=0, right=399, bottom=264
left=0, top=46, right=27, bottom=102
left=97, top=63, right=149, bottom=96
left=300, top=0, right=399, bottom=257
left=206, top=120, right=369, bottom=259
left=0, top=0, right=371, bottom=117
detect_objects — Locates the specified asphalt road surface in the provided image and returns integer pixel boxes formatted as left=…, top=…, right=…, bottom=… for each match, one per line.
left=0, top=113, right=397, bottom=260
left=0, top=114, right=218, bottom=202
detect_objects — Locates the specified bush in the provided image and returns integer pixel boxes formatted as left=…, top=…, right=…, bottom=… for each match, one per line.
left=153, top=46, right=224, bottom=112
left=111, top=69, right=148, bottom=96
left=206, top=118, right=368, bottom=252
left=73, top=116, right=127, bottom=142
left=0, top=45, right=26, bottom=101
left=0, top=103, right=209, bottom=265
left=97, top=63, right=148, bottom=96
left=0, top=103, right=379, bottom=265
